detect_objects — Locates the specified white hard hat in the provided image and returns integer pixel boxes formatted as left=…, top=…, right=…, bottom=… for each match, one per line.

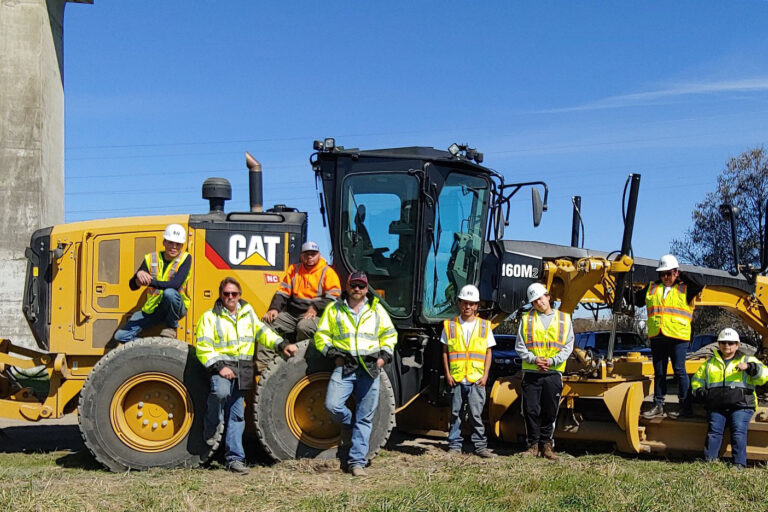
left=656, top=254, right=679, bottom=272
left=457, top=284, right=480, bottom=303
left=527, top=282, right=548, bottom=303
left=163, top=224, right=186, bottom=244
left=717, top=328, right=740, bottom=343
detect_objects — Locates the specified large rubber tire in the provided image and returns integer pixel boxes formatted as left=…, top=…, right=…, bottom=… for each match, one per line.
left=254, top=340, right=396, bottom=461
left=78, top=338, right=214, bottom=472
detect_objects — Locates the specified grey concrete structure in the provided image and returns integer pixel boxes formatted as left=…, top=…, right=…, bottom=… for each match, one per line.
left=0, top=0, right=91, bottom=347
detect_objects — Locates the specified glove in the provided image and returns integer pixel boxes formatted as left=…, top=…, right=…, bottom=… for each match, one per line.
left=692, top=388, right=705, bottom=401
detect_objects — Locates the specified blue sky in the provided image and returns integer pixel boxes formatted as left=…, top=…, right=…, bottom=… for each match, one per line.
left=63, top=1, right=768, bottom=262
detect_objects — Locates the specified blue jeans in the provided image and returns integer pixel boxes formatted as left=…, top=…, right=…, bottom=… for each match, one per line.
left=324, top=366, right=380, bottom=469
left=448, top=382, right=487, bottom=452
left=114, top=289, right=187, bottom=342
left=650, top=337, right=690, bottom=408
left=204, top=374, right=246, bottom=464
left=705, top=408, right=753, bottom=467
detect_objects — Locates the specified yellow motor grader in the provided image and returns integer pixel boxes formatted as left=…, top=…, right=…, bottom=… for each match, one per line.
left=1, top=138, right=766, bottom=470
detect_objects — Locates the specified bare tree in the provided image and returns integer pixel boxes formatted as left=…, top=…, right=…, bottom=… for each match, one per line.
left=671, top=147, right=768, bottom=271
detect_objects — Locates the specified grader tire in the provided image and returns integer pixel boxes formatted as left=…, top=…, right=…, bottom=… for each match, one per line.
left=78, top=338, right=214, bottom=472
left=254, top=340, right=396, bottom=461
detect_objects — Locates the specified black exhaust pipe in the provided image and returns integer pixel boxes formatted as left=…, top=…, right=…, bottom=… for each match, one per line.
left=246, top=152, right=263, bottom=213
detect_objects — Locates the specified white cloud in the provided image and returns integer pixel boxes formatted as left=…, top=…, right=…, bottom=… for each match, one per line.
left=542, top=78, right=768, bottom=113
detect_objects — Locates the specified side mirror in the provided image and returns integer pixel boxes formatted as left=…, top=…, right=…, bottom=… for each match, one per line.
left=532, top=188, right=543, bottom=227
left=493, top=207, right=505, bottom=239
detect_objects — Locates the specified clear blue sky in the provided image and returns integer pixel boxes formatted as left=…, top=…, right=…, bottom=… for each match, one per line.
left=63, top=1, right=768, bottom=262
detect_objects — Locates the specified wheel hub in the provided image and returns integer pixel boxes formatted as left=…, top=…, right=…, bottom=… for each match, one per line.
left=285, top=372, right=339, bottom=449
left=110, top=372, right=193, bottom=452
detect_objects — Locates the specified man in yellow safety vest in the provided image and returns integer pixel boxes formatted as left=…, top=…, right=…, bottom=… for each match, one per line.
left=637, top=254, right=703, bottom=419
left=441, top=284, right=496, bottom=458
left=115, top=223, right=192, bottom=342
left=515, top=282, right=574, bottom=460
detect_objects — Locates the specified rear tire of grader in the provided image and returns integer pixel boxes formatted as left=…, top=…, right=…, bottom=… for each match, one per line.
left=254, top=339, right=396, bottom=461
left=78, top=337, right=214, bottom=472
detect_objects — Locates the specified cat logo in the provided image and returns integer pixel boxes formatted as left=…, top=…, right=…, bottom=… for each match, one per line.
left=229, top=234, right=281, bottom=267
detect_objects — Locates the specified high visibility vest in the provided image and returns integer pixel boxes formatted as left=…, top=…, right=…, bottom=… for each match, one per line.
left=195, top=302, right=282, bottom=369
left=691, top=352, right=768, bottom=410
left=645, top=282, right=693, bottom=341
left=443, top=316, right=491, bottom=383
left=520, top=310, right=571, bottom=373
left=314, top=297, right=398, bottom=374
left=276, top=258, right=341, bottom=308
left=141, top=251, right=191, bottom=314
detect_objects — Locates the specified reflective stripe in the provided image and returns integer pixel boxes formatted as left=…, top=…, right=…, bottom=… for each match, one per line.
left=317, top=266, right=328, bottom=297
left=524, top=341, right=566, bottom=350
left=647, top=306, right=693, bottom=321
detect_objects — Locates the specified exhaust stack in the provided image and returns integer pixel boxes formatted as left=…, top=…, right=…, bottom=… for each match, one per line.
left=246, top=152, right=263, bottom=212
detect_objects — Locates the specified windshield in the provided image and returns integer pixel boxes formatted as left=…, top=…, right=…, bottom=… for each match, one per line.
left=422, top=172, right=489, bottom=319
left=339, top=172, right=419, bottom=317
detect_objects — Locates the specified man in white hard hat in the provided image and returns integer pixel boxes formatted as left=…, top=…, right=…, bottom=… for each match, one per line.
left=691, top=328, right=768, bottom=467
left=633, top=254, right=703, bottom=419
left=515, top=282, right=574, bottom=460
left=114, top=223, right=191, bottom=342
left=440, top=284, right=496, bottom=458
left=259, top=241, right=341, bottom=371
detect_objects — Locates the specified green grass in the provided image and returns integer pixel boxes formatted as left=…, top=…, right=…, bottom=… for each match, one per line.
left=0, top=448, right=766, bottom=511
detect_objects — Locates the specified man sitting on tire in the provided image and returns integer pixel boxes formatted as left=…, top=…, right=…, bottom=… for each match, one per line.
left=258, top=241, right=341, bottom=371
left=114, top=223, right=192, bottom=342
left=314, top=271, right=397, bottom=477
left=195, top=277, right=298, bottom=474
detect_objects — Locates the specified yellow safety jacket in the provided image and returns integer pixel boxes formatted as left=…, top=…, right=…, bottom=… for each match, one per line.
left=142, top=251, right=191, bottom=314
left=520, top=310, right=571, bottom=373
left=443, top=316, right=491, bottom=383
left=195, top=302, right=282, bottom=369
left=314, top=297, right=398, bottom=374
left=691, top=351, right=768, bottom=410
left=645, top=282, right=693, bottom=341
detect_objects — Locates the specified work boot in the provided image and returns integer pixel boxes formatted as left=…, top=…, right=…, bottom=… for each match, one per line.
left=669, top=408, right=693, bottom=420
left=350, top=466, right=368, bottom=477
left=519, top=444, right=539, bottom=457
left=160, top=327, right=177, bottom=339
left=227, top=460, right=250, bottom=475
left=540, top=442, right=559, bottom=461
left=475, top=448, right=497, bottom=459
left=447, top=447, right=462, bottom=455
left=642, top=404, right=664, bottom=419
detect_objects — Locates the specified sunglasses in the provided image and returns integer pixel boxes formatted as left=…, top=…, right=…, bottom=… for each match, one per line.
left=222, top=291, right=241, bottom=298
left=349, top=283, right=367, bottom=290
left=718, top=340, right=738, bottom=346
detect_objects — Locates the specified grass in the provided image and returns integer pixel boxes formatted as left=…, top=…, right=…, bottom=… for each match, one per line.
left=1, top=436, right=767, bottom=512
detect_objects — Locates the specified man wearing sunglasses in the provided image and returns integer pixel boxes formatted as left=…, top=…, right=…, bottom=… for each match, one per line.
left=195, top=277, right=298, bottom=474
left=314, top=271, right=397, bottom=476
left=635, top=254, right=703, bottom=419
